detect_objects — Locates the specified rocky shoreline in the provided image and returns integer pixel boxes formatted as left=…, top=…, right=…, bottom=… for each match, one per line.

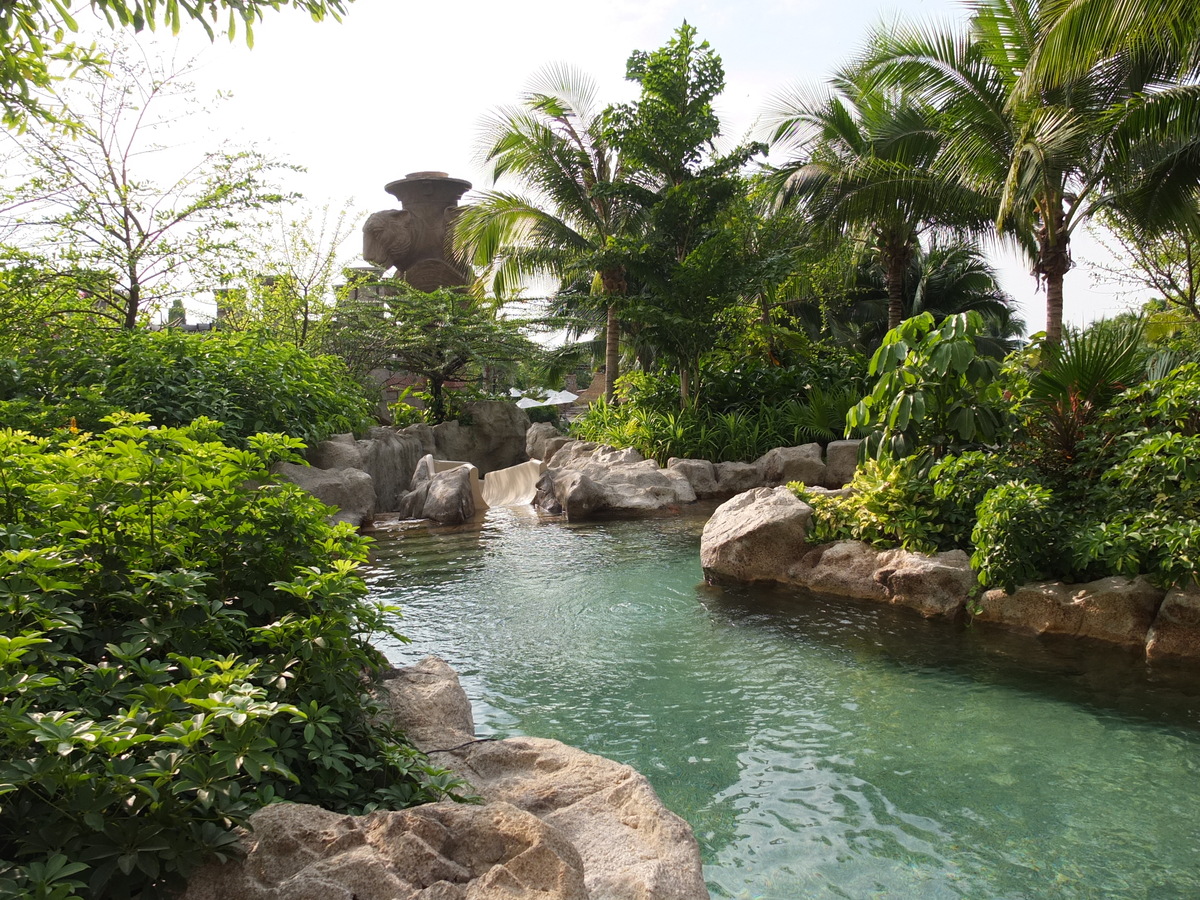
left=184, top=657, right=709, bottom=900
left=700, top=485, right=1200, bottom=663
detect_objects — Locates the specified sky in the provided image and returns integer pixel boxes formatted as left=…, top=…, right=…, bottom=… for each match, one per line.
left=78, top=0, right=1147, bottom=332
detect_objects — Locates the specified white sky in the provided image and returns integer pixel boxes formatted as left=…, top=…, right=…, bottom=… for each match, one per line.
left=77, top=0, right=1145, bottom=333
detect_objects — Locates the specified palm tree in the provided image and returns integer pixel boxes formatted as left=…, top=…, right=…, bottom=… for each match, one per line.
left=849, top=238, right=1026, bottom=355
left=454, top=64, right=637, bottom=403
left=862, top=0, right=1200, bottom=344
left=763, top=68, right=993, bottom=332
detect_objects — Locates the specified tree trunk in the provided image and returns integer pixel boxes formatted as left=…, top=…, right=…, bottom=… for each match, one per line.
left=885, top=252, right=907, bottom=332
left=429, top=379, right=446, bottom=424
left=599, top=267, right=627, bottom=404
left=124, top=282, right=140, bottom=330
left=679, top=367, right=690, bottom=406
left=1035, top=201, right=1071, bottom=346
left=604, top=303, right=619, bottom=403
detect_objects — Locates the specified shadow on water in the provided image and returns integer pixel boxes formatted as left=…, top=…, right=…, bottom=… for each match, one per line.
left=698, top=579, right=1200, bottom=734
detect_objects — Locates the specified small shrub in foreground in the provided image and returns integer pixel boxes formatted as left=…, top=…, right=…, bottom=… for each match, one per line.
left=0, top=416, right=458, bottom=898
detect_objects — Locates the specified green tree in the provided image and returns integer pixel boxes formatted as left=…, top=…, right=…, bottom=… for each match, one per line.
left=863, top=0, right=1200, bottom=343
left=455, top=64, right=637, bottom=403
left=381, top=286, right=538, bottom=423
left=0, top=0, right=352, bottom=127
left=604, top=22, right=765, bottom=403
left=764, top=67, right=993, bottom=332
left=1, top=46, right=297, bottom=329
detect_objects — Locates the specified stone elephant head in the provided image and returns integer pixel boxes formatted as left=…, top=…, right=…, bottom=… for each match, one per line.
left=363, top=209, right=420, bottom=271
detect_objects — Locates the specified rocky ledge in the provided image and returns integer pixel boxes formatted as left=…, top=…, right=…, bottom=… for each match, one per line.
left=700, top=485, right=1200, bottom=662
left=184, top=657, right=709, bottom=900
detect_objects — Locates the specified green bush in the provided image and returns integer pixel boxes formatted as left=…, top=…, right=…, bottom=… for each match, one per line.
left=0, top=329, right=374, bottom=445
left=970, top=481, right=1060, bottom=592
left=792, top=457, right=944, bottom=554
left=525, top=405, right=560, bottom=425
left=0, top=417, right=458, bottom=898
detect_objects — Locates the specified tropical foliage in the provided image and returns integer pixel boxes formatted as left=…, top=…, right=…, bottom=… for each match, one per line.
left=0, top=418, right=457, bottom=898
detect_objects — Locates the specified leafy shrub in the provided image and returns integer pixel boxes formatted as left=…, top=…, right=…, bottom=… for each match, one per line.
left=792, top=457, right=944, bottom=553
left=525, top=405, right=560, bottom=425
left=970, top=481, right=1060, bottom=592
left=930, top=451, right=1045, bottom=548
left=848, top=312, right=1011, bottom=459
left=0, top=417, right=457, bottom=898
left=0, top=329, right=374, bottom=445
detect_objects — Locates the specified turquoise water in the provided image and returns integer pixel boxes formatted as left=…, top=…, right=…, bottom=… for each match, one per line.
left=368, top=508, right=1200, bottom=900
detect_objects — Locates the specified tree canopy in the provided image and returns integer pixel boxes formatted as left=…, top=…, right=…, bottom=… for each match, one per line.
left=0, top=0, right=353, bottom=127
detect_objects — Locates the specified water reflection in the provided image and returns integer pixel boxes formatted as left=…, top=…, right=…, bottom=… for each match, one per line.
left=369, top=509, right=1200, bottom=900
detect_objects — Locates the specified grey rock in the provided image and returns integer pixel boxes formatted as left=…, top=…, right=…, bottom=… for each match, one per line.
left=823, top=440, right=862, bottom=488
left=356, top=428, right=428, bottom=510
left=666, top=458, right=719, bottom=497
left=713, top=461, right=765, bottom=496
left=975, top=576, right=1165, bottom=646
left=526, top=421, right=569, bottom=462
left=378, top=657, right=475, bottom=749
left=422, top=466, right=478, bottom=525
left=1146, top=584, right=1200, bottom=661
left=700, top=486, right=813, bottom=584
left=791, top=540, right=885, bottom=600
left=274, top=462, right=376, bottom=528
left=381, top=657, right=710, bottom=900
left=431, top=401, right=530, bottom=475
left=306, top=435, right=364, bottom=470
left=183, top=800, right=589, bottom=900
left=757, top=443, right=826, bottom=487
left=874, top=548, right=974, bottom=617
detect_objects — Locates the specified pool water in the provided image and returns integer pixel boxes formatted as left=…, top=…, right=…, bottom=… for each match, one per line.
left=367, top=508, right=1200, bottom=900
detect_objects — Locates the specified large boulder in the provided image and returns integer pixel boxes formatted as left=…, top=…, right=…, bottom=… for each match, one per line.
left=822, top=440, right=862, bottom=488
left=1146, top=584, right=1200, bottom=661
left=874, top=548, right=974, bottom=617
left=397, top=459, right=480, bottom=525
left=182, top=800, right=589, bottom=900
left=526, top=422, right=571, bottom=463
left=538, top=444, right=693, bottom=520
left=431, top=401, right=531, bottom=475
left=756, top=444, right=826, bottom=487
left=791, top=541, right=885, bottom=600
left=378, top=657, right=709, bottom=900
left=356, top=427, right=430, bottom=510
left=444, top=738, right=707, bottom=900
left=975, top=576, right=1165, bottom=646
left=700, top=486, right=813, bottom=584
left=274, top=462, right=375, bottom=528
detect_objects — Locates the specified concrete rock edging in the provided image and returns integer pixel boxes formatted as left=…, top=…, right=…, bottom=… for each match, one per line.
left=700, top=486, right=1200, bottom=661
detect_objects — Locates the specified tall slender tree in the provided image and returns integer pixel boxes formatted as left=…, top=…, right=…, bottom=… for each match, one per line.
left=863, top=0, right=1200, bottom=343
left=763, top=68, right=993, bottom=332
left=455, top=64, right=636, bottom=402
left=603, top=22, right=765, bottom=402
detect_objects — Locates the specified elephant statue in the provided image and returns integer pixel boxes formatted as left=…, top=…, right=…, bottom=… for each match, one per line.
left=362, top=209, right=420, bottom=271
